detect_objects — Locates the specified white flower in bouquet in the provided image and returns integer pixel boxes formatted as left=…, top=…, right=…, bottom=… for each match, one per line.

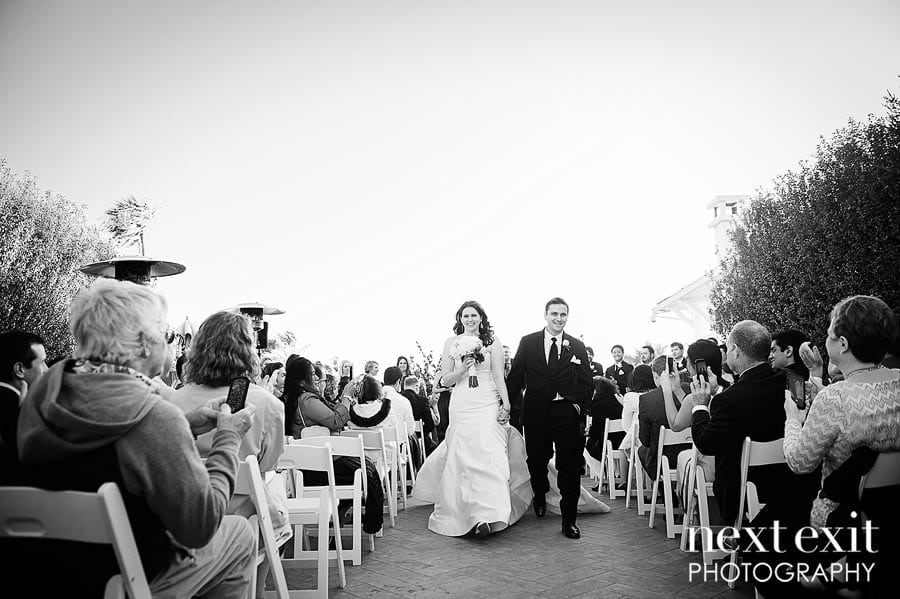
left=450, top=336, right=485, bottom=388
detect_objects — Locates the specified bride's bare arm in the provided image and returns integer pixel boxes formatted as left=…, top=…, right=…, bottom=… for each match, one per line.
left=439, top=337, right=468, bottom=387
left=491, top=339, right=510, bottom=409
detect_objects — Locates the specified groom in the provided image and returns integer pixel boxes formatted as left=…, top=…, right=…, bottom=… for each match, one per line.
left=507, top=297, right=595, bottom=539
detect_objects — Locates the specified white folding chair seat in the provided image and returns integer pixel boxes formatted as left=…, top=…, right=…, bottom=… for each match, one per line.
left=0, top=482, right=151, bottom=599
left=292, top=436, right=375, bottom=565
left=728, top=436, right=785, bottom=589
left=235, top=455, right=290, bottom=599
left=277, top=443, right=347, bottom=597
left=341, top=429, right=395, bottom=528
left=648, top=426, right=692, bottom=538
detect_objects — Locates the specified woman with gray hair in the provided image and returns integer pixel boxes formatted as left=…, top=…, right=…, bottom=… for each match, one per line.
left=14, top=278, right=257, bottom=597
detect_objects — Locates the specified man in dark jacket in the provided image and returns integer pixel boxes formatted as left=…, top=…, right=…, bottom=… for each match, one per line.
left=401, top=375, right=437, bottom=454
left=690, top=320, right=792, bottom=525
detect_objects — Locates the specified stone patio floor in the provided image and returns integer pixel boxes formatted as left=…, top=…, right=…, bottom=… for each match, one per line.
left=276, top=479, right=756, bottom=599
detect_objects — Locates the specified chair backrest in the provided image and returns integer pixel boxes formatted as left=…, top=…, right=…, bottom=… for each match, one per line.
left=0, top=483, right=151, bottom=599
left=341, top=428, right=387, bottom=455
left=859, top=451, right=900, bottom=493
left=603, top=418, right=625, bottom=440
left=740, top=437, right=786, bottom=470
left=294, top=435, right=367, bottom=497
left=655, top=426, right=692, bottom=472
left=413, top=420, right=424, bottom=437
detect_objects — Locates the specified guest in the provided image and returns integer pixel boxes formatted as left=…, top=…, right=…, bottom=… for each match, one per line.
left=585, top=346, right=604, bottom=379
left=381, top=366, right=419, bottom=468
left=690, top=321, right=795, bottom=525
left=364, top=360, right=379, bottom=377
left=283, top=359, right=385, bottom=535
left=662, top=339, right=730, bottom=433
left=283, top=357, right=351, bottom=438
left=637, top=356, right=692, bottom=477
left=670, top=341, right=688, bottom=373
left=784, top=295, right=900, bottom=527
left=170, top=311, right=288, bottom=597
left=605, top=344, right=634, bottom=395
left=348, top=375, right=401, bottom=471
left=433, top=369, right=452, bottom=441
left=337, top=359, right=354, bottom=398
left=401, top=375, right=437, bottom=454
left=769, top=329, right=811, bottom=380
left=617, top=364, right=654, bottom=452
left=0, top=330, right=48, bottom=484
left=585, top=377, right=623, bottom=461
left=639, top=344, right=655, bottom=366
left=12, top=279, right=256, bottom=597
left=396, top=355, right=412, bottom=380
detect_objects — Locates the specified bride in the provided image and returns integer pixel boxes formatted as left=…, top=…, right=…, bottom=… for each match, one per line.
left=412, top=300, right=533, bottom=537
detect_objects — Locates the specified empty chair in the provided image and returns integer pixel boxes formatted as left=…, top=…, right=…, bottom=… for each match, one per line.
left=340, top=428, right=395, bottom=528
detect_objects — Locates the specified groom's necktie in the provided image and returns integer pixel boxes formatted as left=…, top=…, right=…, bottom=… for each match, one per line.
left=549, top=337, right=559, bottom=369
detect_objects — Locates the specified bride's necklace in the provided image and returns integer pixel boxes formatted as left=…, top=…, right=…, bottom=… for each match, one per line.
left=843, top=365, right=882, bottom=380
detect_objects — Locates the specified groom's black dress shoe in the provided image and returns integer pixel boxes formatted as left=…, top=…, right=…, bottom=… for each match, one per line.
left=533, top=497, right=546, bottom=519
left=561, top=520, right=581, bottom=539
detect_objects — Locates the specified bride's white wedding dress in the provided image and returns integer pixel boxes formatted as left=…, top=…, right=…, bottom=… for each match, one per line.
left=412, top=345, right=532, bottom=535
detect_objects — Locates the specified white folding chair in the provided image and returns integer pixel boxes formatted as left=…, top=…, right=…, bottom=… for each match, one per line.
left=680, top=443, right=731, bottom=568
left=648, top=426, right=692, bottom=538
left=292, top=436, right=375, bottom=565
left=235, top=455, right=290, bottom=599
left=0, top=482, right=151, bottom=599
left=277, top=443, right=347, bottom=597
left=341, top=429, right=395, bottom=528
left=413, top=420, right=427, bottom=465
left=378, top=425, right=410, bottom=511
left=599, top=418, right=627, bottom=500
left=728, top=436, right=785, bottom=589
left=625, top=421, right=649, bottom=515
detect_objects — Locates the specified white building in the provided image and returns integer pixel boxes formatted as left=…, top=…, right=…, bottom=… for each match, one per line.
left=650, top=195, right=748, bottom=339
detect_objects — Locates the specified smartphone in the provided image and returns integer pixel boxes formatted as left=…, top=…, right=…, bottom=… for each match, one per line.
left=694, top=359, right=708, bottom=383
left=226, top=376, right=251, bottom=413
left=666, top=357, right=675, bottom=375
left=786, top=372, right=806, bottom=409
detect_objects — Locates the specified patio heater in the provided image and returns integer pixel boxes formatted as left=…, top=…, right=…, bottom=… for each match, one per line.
left=231, top=302, right=285, bottom=353
left=79, top=255, right=186, bottom=286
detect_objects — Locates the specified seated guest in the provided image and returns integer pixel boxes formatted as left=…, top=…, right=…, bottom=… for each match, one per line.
left=283, top=359, right=385, bottom=535
left=586, top=377, right=623, bottom=461
left=769, top=328, right=811, bottom=380
left=637, top=356, right=692, bottom=477
left=348, top=375, right=400, bottom=472
left=585, top=346, right=604, bottom=379
left=618, top=364, right=655, bottom=452
left=784, top=294, right=900, bottom=524
left=690, top=320, right=794, bottom=525
left=381, top=366, right=420, bottom=468
left=605, top=344, right=634, bottom=395
left=11, top=279, right=256, bottom=597
left=0, top=330, right=48, bottom=484
left=401, top=375, right=437, bottom=454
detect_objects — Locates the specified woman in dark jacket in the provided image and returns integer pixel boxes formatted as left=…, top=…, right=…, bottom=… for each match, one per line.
left=586, top=377, right=624, bottom=460
left=282, top=358, right=384, bottom=534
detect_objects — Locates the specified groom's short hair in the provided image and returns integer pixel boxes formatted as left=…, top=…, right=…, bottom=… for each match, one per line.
left=545, top=297, right=568, bottom=313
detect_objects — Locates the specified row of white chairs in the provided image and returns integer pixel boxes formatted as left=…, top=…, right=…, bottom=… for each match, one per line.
left=586, top=415, right=900, bottom=594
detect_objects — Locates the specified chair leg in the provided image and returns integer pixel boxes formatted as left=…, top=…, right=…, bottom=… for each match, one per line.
left=680, top=466, right=697, bottom=551
left=625, top=451, right=634, bottom=509
left=636, top=462, right=647, bottom=516
left=330, top=499, right=346, bottom=588
left=663, top=475, right=679, bottom=538
left=648, top=471, right=660, bottom=529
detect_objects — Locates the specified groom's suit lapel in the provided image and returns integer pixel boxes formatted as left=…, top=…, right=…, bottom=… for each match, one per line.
left=553, top=333, right=573, bottom=375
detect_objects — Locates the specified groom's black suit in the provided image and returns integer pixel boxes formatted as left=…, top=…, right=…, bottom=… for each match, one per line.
left=507, top=330, right=594, bottom=522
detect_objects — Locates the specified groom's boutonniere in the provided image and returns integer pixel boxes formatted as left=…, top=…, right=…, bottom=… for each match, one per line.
left=561, top=339, right=571, bottom=352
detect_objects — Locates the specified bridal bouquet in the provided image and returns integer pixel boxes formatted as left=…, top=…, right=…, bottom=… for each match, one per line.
left=450, top=336, right=485, bottom=388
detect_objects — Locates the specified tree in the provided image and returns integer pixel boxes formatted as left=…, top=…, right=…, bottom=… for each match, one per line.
left=0, top=161, right=116, bottom=358
left=104, top=195, right=157, bottom=255
left=710, top=89, right=900, bottom=344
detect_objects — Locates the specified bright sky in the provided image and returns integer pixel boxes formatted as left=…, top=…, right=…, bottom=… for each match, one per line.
left=2, top=1, right=899, bottom=370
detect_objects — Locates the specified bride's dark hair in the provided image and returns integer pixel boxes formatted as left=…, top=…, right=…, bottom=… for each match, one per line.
left=453, top=300, right=494, bottom=347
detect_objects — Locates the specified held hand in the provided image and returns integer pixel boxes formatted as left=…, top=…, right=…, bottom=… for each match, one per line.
left=461, top=356, right=476, bottom=370
left=799, top=342, right=824, bottom=379
left=784, top=392, right=808, bottom=424
left=216, top=402, right=256, bottom=438
left=690, top=375, right=712, bottom=406
left=186, top=404, right=221, bottom=437
left=497, top=404, right=510, bottom=424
